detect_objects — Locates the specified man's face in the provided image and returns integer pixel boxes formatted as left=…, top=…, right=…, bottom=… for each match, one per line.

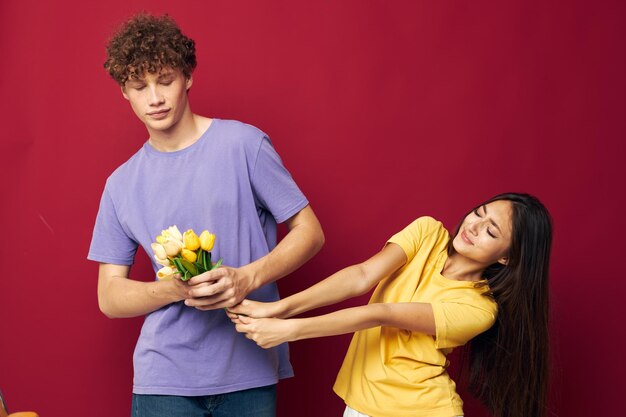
left=121, top=68, right=193, bottom=134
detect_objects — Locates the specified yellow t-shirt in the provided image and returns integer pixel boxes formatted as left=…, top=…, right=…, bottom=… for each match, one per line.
left=333, top=216, right=497, bottom=417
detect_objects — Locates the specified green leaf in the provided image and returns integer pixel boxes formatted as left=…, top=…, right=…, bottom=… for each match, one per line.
left=181, top=270, right=191, bottom=281
left=172, top=258, right=186, bottom=274
left=194, top=262, right=207, bottom=274
left=202, top=251, right=209, bottom=271
left=180, top=259, right=198, bottom=276
left=212, top=258, right=223, bottom=270
left=197, top=248, right=204, bottom=262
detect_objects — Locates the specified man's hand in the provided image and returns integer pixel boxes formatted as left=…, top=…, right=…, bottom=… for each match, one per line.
left=184, top=266, right=255, bottom=310
left=185, top=205, right=324, bottom=312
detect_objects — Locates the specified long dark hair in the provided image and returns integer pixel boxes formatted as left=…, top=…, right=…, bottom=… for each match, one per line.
left=448, top=193, right=553, bottom=417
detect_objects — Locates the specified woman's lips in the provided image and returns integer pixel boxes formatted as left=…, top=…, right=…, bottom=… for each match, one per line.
left=461, top=230, right=474, bottom=245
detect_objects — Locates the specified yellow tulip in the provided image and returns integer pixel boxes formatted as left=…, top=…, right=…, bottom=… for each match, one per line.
left=181, top=248, right=197, bottom=262
left=162, top=239, right=182, bottom=257
left=183, top=229, right=201, bottom=251
left=157, top=266, right=175, bottom=280
left=199, top=230, right=216, bottom=251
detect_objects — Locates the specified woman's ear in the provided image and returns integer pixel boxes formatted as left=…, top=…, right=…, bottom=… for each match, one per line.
left=497, top=256, right=509, bottom=265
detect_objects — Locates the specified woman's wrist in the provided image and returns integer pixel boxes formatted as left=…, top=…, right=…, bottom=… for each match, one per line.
left=275, top=299, right=291, bottom=318
left=287, top=318, right=302, bottom=342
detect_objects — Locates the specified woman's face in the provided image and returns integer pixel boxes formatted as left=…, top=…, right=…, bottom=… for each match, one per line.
left=452, top=199, right=513, bottom=266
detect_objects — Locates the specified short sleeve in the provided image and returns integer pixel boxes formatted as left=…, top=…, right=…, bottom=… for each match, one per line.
left=431, top=301, right=497, bottom=349
left=251, top=136, right=309, bottom=223
left=87, top=186, right=138, bottom=265
left=387, top=218, right=423, bottom=260
left=387, top=217, right=443, bottom=260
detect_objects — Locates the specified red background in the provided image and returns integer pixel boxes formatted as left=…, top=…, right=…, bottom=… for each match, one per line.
left=1, top=1, right=624, bottom=416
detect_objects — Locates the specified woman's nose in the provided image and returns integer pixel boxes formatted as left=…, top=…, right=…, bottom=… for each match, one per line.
left=467, top=220, right=479, bottom=235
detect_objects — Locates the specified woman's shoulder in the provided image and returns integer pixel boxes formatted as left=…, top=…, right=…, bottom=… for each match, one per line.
left=404, top=216, right=447, bottom=236
left=416, top=215, right=444, bottom=228
left=390, top=216, right=449, bottom=254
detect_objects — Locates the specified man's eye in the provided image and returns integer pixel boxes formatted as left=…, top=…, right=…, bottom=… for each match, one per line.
left=132, top=85, right=145, bottom=90
left=474, top=209, right=481, bottom=217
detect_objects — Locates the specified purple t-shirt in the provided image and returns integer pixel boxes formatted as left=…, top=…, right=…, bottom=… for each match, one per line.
left=88, top=119, right=308, bottom=395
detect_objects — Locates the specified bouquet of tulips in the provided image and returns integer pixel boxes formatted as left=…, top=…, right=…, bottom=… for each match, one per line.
left=151, top=225, right=222, bottom=281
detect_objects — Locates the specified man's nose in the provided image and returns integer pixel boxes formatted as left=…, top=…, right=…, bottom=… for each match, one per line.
left=148, top=86, right=164, bottom=105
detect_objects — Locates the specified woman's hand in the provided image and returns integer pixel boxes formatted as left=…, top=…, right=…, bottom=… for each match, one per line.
left=233, top=315, right=297, bottom=349
left=226, top=298, right=285, bottom=319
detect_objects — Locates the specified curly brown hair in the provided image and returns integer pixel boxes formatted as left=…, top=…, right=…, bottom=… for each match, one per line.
left=104, top=13, right=196, bottom=85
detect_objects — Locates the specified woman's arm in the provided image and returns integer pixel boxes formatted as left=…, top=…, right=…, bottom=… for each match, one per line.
left=228, top=243, right=407, bottom=319
left=234, top=302, right=435, bottom=348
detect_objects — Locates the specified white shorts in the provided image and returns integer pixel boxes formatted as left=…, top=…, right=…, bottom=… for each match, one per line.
left=343, top=405, right=462, bottom=417
left=343, top=406, right=370, bottom=417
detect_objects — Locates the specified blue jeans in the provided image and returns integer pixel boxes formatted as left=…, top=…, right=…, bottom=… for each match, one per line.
left=131, top=384, right=276, bottom=417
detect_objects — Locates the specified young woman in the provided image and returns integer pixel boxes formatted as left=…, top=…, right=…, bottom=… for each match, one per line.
left=228, top=193, right=552, bottom=417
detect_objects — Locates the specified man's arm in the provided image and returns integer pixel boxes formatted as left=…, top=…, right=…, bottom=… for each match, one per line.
left=97, top=263, right=191, bottom=318
left=185, top=205, right=324, bottom=310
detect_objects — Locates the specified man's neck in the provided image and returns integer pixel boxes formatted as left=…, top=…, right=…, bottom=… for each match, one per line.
left=147, top=112, right=211, bottom=153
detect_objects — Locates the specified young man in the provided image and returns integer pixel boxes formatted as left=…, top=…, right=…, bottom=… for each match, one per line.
left=88, top=14, right=324, bottom=417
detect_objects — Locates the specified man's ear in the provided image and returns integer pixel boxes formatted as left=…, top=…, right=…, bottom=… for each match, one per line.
left=186, top=75, right=193, bottom=90
left=121, top=85, right=129, bottom=100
